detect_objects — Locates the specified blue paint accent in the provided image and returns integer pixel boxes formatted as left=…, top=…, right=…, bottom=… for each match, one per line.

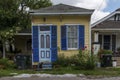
left=61, top=25, right=67, bottom=50
left=32, top=26, right=39, bottom=62
left=51, top=25, right=57, bottom=62
left=79, top=25, right=85, bottom=49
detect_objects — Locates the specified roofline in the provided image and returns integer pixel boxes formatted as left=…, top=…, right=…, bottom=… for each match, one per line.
left=91, top=11, right=120, bottom=27
left=92, top=28, right=120, bottom=31
left=30, top=12, right=93, bottom=16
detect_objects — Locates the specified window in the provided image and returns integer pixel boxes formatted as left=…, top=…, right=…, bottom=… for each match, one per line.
left=67, top=25, right=78, bottom=49
left=103, top=35, right=111, bottom=50
left=40, top=26, right=50, bottom=31
left=98, top=35, right=116, bottom=51
left=46, top=35, right=50, bottom=48
left=41, top=35, right=44, bottom=48
left=114, top=14, right=120, bottom=21
left=61, top=25, right=84, bottom=50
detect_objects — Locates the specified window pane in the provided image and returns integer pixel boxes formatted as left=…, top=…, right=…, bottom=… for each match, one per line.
left=41, top=51, right=45, bottom=58
left=40, top=26, right=50, bottom=31
left=67, top=25, right=78, bottom=49
left=104, top=35, right=110, bottom=50
left=112, top=35, right=116, bottom=51
left=46, top=35, right=50, bottom=48
left=41, top=35, right=44, bottom=48
left=46, top=51, right=50, bottom=58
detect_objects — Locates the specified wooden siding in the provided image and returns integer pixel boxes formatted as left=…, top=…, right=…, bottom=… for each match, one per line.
left=32, top=15, right=91, bottom=57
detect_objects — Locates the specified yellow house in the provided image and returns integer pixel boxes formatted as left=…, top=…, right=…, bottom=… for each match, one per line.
left=29, top=4, right=94, bottom=66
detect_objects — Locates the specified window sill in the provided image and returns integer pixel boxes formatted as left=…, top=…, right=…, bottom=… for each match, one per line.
left=67, top=48, right=78, bottom=50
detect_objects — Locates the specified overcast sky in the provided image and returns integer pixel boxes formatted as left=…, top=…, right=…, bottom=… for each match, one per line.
left=51, top=0, right=120, bottom=24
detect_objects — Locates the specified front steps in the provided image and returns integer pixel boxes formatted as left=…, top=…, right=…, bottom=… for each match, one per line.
left=33, top=62, right=52, bottom=70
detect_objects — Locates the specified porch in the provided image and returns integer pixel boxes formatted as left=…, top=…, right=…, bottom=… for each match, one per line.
left=92, top=29, right=120, bottom=52
left=14, top=35, right=32, bottom=55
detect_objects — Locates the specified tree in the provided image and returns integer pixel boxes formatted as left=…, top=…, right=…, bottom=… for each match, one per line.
left=18, top=0, right=52, bottom=29
left=0, top=0, right=52, bottom=58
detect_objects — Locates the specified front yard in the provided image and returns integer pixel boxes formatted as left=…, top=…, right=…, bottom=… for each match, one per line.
left=1, top=67, right=120, bottom=77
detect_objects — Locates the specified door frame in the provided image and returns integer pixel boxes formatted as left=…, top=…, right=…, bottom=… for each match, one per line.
left=38, top=26, right=51, bottom=63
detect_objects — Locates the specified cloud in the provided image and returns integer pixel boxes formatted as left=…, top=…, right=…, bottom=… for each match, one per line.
left=51, top=0, right=110, bottom=24
left=51, top=0, right=107, bottom=10
left=91, top=10, right=110, bottom=24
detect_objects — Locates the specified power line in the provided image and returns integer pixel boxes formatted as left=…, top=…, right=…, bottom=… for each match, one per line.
left=92, top=0, right=105, bottom=22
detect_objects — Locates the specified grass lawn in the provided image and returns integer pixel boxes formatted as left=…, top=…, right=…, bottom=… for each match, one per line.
left=1, top=67, right=120, bottom=77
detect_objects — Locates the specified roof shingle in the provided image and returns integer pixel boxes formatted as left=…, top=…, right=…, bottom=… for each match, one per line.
left=92, top=20, right=120, bottom=29
left=30, top=3, right=94, bottom=14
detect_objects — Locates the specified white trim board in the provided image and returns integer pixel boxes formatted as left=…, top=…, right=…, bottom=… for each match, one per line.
left=92, top=28, right=120, bottom=31
left=30, top=12, right=93, bottom=16
left=32, top=24, right=53, bottom=26
left=15, top=33, right=32, bottom=35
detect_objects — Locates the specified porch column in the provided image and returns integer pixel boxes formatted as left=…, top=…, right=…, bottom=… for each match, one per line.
left=93, top=31, right=100, bottom=55
left=94, top=31, right=99, bottom=42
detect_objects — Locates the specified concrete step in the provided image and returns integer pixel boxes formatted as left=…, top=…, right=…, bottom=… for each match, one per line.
left=42, top=63, right=52, bottom=69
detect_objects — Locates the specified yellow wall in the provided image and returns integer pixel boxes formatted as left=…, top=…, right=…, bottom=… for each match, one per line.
left=32, top=15, right=91, bottom=57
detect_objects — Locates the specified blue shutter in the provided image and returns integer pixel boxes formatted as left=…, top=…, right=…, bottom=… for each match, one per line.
left=61, top=25, right=67, bottom=50
left=79, top=25, right=85, bottom=49
left=32, top=26, right=39, bottom=62
left=51, top=25, right=57, bottom=62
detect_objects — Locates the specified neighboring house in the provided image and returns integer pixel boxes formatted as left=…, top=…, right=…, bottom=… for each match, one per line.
left=92, top=8, right=120, bottom=52
left=29, top=4, right=94, bottom=66
left=14, top=29, right=32, bottom=54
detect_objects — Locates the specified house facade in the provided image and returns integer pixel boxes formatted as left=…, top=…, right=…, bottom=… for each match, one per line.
left=92, top=8, right=120, bottom=53
left=29, top=4, right=94, bottom=66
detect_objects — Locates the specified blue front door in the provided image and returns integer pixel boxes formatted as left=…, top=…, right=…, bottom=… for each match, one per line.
left=39, top=26, right=51, bottom=62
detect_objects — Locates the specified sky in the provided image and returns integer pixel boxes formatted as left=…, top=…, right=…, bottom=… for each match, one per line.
left=51, top=0, right=120, bottom=24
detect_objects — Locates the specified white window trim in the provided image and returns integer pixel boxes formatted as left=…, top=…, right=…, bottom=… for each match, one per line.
left=66, top=25, right=79, bottom=50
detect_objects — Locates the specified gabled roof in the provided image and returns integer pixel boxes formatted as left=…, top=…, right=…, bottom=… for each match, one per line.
left=116, top=8, right=120, bottom=11
left=92, top=20, right=120, bottom=29
left=29, top=3, right=94, bottom=15
left=91, top=8, right=120, bottom=28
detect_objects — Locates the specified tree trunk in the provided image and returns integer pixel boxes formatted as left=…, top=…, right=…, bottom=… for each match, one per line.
left=3, top=43, right=6, bottom=59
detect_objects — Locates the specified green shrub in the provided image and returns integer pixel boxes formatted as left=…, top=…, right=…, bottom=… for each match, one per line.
left=73, top=50, right=95, bottom=70
left=85, top=54, right=95, bottom=70
left=0, top=58, right=16, bottom=69
left=98, top=49, right=112, bottom=55
left=53, top=50, right=96, bottom=70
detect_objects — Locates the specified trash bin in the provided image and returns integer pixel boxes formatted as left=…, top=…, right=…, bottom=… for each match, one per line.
left=15, top=54, right=32, bottom=69
left=101, top=54, right=112, bottom=67
left=112, top=60, right=117, bottom=67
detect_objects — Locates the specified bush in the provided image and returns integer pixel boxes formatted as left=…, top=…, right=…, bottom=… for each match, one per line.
left=98, top=49, right=113, bottom=61
left=53, top=50, right=96, bottom=70
left=73, top=50, right=95, bottom=70
left=53, top=54, right=70, bottom=67
left=0, top=58, right=16, bottom=69
left=98, top=49, right=112, bottom=55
